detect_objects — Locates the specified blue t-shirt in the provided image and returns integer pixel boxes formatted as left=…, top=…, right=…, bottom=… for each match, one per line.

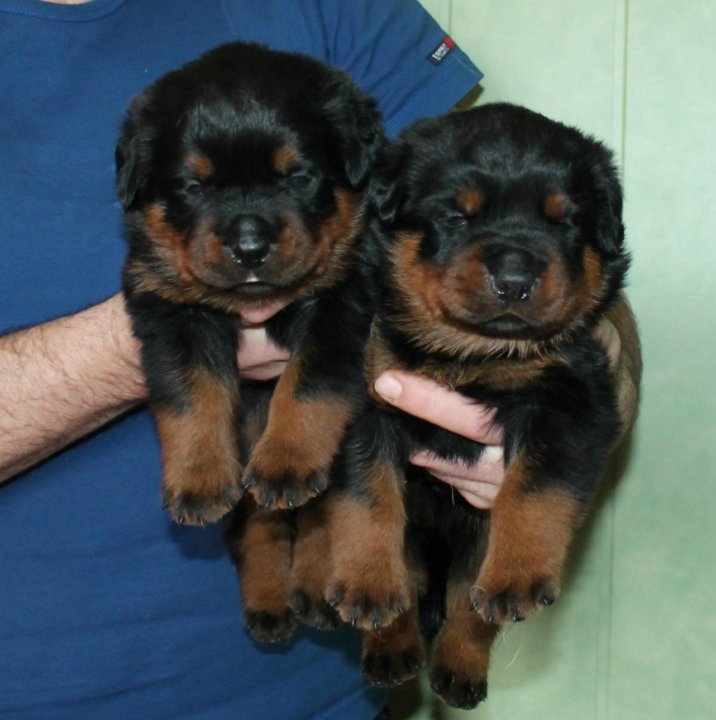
left=0, top=1, right=482, bottom=718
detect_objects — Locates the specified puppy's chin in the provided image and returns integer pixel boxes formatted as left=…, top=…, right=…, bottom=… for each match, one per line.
left=232, top=275, right=280, bottom=297
left=472, top=313, right=542, bottom=340
left=441, top=304, right=571, bottom=342
left=187, top=259, right=319, bottom=299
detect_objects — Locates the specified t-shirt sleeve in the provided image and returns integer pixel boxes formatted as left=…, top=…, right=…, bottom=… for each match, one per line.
left=304, top=0, right=484, bottom=136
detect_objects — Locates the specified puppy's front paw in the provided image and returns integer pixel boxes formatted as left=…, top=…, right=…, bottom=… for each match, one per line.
left=243, top=448, right=330, bottom=510
left=470, top=567, right=559, bottom=624
left=156, top=406, right=243, bottom=525
left=326, top=572, right=410, bottom=631
left=162, top=463, right=242, bottom=526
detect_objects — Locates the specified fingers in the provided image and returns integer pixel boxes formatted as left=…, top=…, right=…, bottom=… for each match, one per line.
left=411, top=447, right=504, bottom=509
left=373, top=371, right=506, bottom=507
left=373, top=371, right=504, bottom=445
left=593, top=317, right=621, bottom=370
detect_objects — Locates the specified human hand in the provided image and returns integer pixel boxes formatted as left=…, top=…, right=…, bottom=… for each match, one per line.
left=373, top=372, right=504, bottom=509
left=237, top=301, right=291, bottom=381
left=593, top=316, right=621, bottom=369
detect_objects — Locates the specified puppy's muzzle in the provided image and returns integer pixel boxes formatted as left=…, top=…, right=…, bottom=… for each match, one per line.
left=484, top=247, right=547, bottom=303
left=225, top=215, right=277, bottom=269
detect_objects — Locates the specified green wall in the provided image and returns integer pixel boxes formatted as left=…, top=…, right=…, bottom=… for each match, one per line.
left=390, top=2, right=716, bottom=718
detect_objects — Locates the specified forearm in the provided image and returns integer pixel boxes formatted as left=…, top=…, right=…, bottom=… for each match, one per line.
left=0, top=294, right=147, bottom=482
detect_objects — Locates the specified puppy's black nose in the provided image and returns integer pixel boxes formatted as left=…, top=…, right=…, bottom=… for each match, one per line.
left=227, top=215, right=274, bottom=269
left=485, top=248, right=546, bottom=303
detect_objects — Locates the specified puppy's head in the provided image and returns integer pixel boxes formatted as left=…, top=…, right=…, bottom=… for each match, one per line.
left=374, top=103, right=629, bottom=357
left=117, top=42, right=383, bottom=311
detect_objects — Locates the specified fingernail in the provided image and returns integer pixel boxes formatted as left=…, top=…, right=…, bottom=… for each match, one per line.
left=374, top=374, right=403, bottom=401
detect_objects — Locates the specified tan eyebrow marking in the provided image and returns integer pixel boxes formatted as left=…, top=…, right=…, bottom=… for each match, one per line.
left=456, top=188, right=485, bottom=216
left=543, top=192, right=569, bottom=221
left=273, top=144, right=301, bottom=174
left=186, top=152, right=214, bottom=181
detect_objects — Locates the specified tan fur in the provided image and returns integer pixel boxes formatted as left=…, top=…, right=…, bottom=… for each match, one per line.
left=326, top=460, right=410, bottom=631
left=156, top=367, right=241, bottom=524
left=430, top=589, right=497, bottom=694
left=290, top=499, right=333, bottom=610
left=385, top=229, right=614, bottom=363
left=186, top=151, right=214, bottom=181
left=605, top=296, right=642, bottom=438
left=234, top=508, right=294, bottom=615
left=471, top=454, right=581, bottom=624
left=247, top=360, right=355, bottom=508
left=133, top=191, right=364, bottom=316
left=543, top=191, right=569, bottom=221
left=387, top=232, right=547, bottom=359
left=143, top=202, right=193, bottom=283
left=273, top=144, right=300, bottom=173
left=307, top=188, right=363, bottom=291
left=366, top=322, right=558, bottom=399
left=138, top=204, right=251, bottom=312
left=456, top=187, right=485, bottom=216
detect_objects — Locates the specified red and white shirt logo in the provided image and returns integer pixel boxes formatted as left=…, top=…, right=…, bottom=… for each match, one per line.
left=428, top=35, right=456, bottom=65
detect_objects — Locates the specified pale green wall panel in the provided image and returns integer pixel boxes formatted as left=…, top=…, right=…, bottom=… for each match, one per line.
left=608, top=1, right=716, bottom=717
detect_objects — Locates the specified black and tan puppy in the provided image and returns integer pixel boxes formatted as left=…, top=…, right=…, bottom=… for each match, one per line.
left=117, top=42, right=383, bottom=525
left=116, top=43, right=382, bottom=642
left=325, top=104, right=630, bottom=707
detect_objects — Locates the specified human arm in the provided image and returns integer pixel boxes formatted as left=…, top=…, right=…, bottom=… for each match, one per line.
left=0, top=294, right=145, bottom=482
left=0, top=294, right=289, bottom=483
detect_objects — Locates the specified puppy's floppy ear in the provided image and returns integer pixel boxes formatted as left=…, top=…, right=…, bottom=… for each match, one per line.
left=590, top=144, right=625, bottom=257
left=115, top=126, right=140, bottom=209
left=115, top=89, right=155, bottom=209
left=323, top=75, right=385, bottom=189
left=368, top=140, right=411, bottom=225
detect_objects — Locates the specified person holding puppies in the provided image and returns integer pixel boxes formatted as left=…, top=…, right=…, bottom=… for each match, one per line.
left=0, top=1, right=638, bottom=719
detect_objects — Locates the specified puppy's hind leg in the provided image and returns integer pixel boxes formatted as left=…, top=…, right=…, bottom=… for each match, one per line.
left=288, top=496, right=340, bottom=631
left=225, top=500, right=298, bottom=644
left=361, top=554, right=426, bottom=687
left=430, top=550, right=497, bottom=710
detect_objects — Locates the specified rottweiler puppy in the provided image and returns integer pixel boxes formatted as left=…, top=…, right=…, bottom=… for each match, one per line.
left=116, top=42, right=382, bottom=640
left=117, top=41, right=382, bottom=523
left=325, top=103, right=630, bottom=708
